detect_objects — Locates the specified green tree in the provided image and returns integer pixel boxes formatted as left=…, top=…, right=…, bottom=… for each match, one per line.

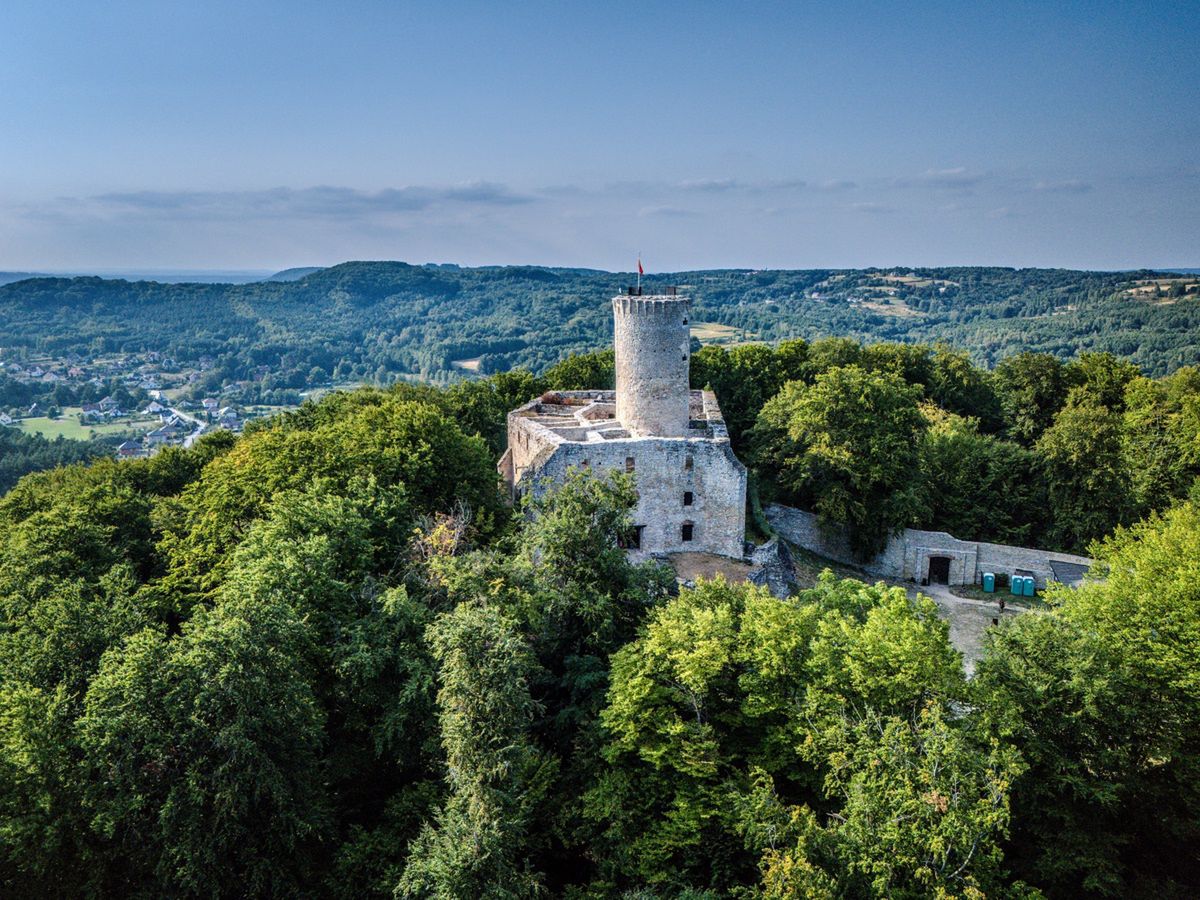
left=918, top=407, right=1047, bottom=545
left=993, top=352, right=1071, bottom=445
left=443, top=369, right=541, bottom=456
left=739, top=705, right=1024, bottom=900
left=1121, top=370, right=1200, bottom=517
left=587, top=575, right=967, bottom=893
left=975, top=502, right=1200, bottom=895
left=399, top=603, right=553, bottom=899
left=928, top=345, right=1003, bottom=430
left=541, top=349, right=614, bottom=390
left=80, top=596, right=329, bottom=896
left=751, top=366, right=927, bottom=559
left=690, top=343, right=781, bottom=446
left=1066, top=351, right=1139, bottom=412
left=1035, top=392, right=1131, bottom=552
left=861, top=342, right=934, bottom=389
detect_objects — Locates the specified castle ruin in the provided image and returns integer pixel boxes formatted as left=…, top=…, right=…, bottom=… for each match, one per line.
left=498, top=289, right=748, bottom=558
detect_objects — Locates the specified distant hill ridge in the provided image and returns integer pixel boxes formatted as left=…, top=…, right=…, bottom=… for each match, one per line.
left=0, top=261, right=1197, bottom=384
left=0, top=272, right=50, bottom=286
left=265, top=266, right=326, bottom=282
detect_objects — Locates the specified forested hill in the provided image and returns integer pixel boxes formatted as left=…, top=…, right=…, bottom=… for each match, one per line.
left=1, top=262, right=1198, bottom=385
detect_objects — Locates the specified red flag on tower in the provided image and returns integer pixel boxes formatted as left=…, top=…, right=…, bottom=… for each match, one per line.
left=637, top=257, right=644, bottom=276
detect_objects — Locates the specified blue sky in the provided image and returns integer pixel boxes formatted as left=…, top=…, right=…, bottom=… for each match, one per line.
left=1, top=1, right=1196, bottom=271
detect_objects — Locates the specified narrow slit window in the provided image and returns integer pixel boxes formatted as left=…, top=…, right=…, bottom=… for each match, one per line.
left=684, top=454, right=694, bottom=472
left=681, top=522, right=694, bottom=542
left=625, top=456, right=635, bottom=473
left=683, top=491, right=694, bottom=506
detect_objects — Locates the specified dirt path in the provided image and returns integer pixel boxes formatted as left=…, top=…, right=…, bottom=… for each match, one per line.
left=898, top=580, right=1021, bottom=676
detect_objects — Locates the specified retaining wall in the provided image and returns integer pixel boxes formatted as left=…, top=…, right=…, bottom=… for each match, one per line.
left=765, top=503, right=1093, bottom=588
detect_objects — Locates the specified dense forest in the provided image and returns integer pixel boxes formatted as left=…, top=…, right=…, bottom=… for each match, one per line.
left=0, top=340, right=1198, bottom=897
left=0, top=427, right=110, bottom=494
left=0, top=264, right=1197, bottom=410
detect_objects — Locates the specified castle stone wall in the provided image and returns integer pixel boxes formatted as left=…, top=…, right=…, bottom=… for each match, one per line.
left=765, top=503, right=1092, bottom=588
left=499, top=288, right=747, bottom=561
left=530, top=436, right=746, bottom=559
left=502, top=388, right=747, bottom=559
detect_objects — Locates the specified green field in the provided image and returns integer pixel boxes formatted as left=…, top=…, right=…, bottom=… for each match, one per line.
left=16, top=408, right=152, bottom=441
left=690, top=322, right=759, bottom=345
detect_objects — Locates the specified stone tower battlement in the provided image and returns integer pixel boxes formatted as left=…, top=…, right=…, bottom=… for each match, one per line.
left=612, top=292, right=691, bottom=437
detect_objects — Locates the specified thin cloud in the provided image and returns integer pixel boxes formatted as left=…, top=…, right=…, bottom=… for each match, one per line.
left=637, top=205, right=700, bottom=218
left=849, top=201, right=895, bottom=214
left=42, top=182, right=533, bottom=222
left=678, top=178, right=740, bottom=192
left=1032, top=179, right=1092, bottom=193
left=896, top=167, right=988, bottom=189
left=629, top=178, right=809, bottom=195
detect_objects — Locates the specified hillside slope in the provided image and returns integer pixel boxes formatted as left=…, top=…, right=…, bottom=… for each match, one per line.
left=0, top=262, right=1196, bottom=384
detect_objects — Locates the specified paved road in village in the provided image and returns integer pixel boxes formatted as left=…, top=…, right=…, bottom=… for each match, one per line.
left=169, top=407, right=206, bottom=448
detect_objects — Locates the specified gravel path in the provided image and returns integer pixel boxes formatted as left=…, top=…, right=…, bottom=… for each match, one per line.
left=903, top=581, right=1023, bottom=675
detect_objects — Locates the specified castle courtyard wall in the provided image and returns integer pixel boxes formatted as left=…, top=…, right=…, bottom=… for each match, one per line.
left=765, top=503, right=1092, bottom=588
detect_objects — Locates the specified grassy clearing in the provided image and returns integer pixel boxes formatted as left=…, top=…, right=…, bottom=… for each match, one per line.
left=16, top=407, right=154, bottom=441
left=1122, top=278, right=1198, bottom=301
left=878, top=274, right=959, bottom=289
left=19, top=417, right=136, bottom=441
left=860, top=300, right=922, bottom=318
left=451, top=357, right=482, bottom=372
left=950, top=583, right=1050, bottom=610
left=690, top=322, right=758, bottom=345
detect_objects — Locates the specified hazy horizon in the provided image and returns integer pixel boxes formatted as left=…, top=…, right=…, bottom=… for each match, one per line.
left=3, top=260, right=1199, bottom=286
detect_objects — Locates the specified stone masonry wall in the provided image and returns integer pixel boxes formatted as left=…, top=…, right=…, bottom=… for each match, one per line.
left=534, top=436, right=746, bottom=559
left=613, top=296, right=692, bottom=437
left=765, top=503, right=1092, bottom=588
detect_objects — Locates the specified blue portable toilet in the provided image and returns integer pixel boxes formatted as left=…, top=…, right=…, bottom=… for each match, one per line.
left=1010, top=574, right=1022, bottom=596
left=1022, top=576, right=1036, bottom=597
left=982, top=572, right=995, bottom=593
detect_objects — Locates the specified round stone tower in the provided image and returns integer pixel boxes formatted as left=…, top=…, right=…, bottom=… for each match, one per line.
left=612, top=291, right=692, bottom=437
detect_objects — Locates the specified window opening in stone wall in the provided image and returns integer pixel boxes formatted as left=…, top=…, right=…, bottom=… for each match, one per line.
left=683, top=491, right=693, bottom=506
left=618, top=525, right=644, bottom=550
left=681, top=522, right=694, bottom=542
left=625, top=456, right=635, bottom=473
left=684, top=454, right=694, bottom=471
left=581, top=458, right=589, bottom=467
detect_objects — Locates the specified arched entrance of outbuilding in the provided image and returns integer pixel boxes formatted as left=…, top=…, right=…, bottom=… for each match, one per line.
left=927, top=555, right=952, bottom=585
